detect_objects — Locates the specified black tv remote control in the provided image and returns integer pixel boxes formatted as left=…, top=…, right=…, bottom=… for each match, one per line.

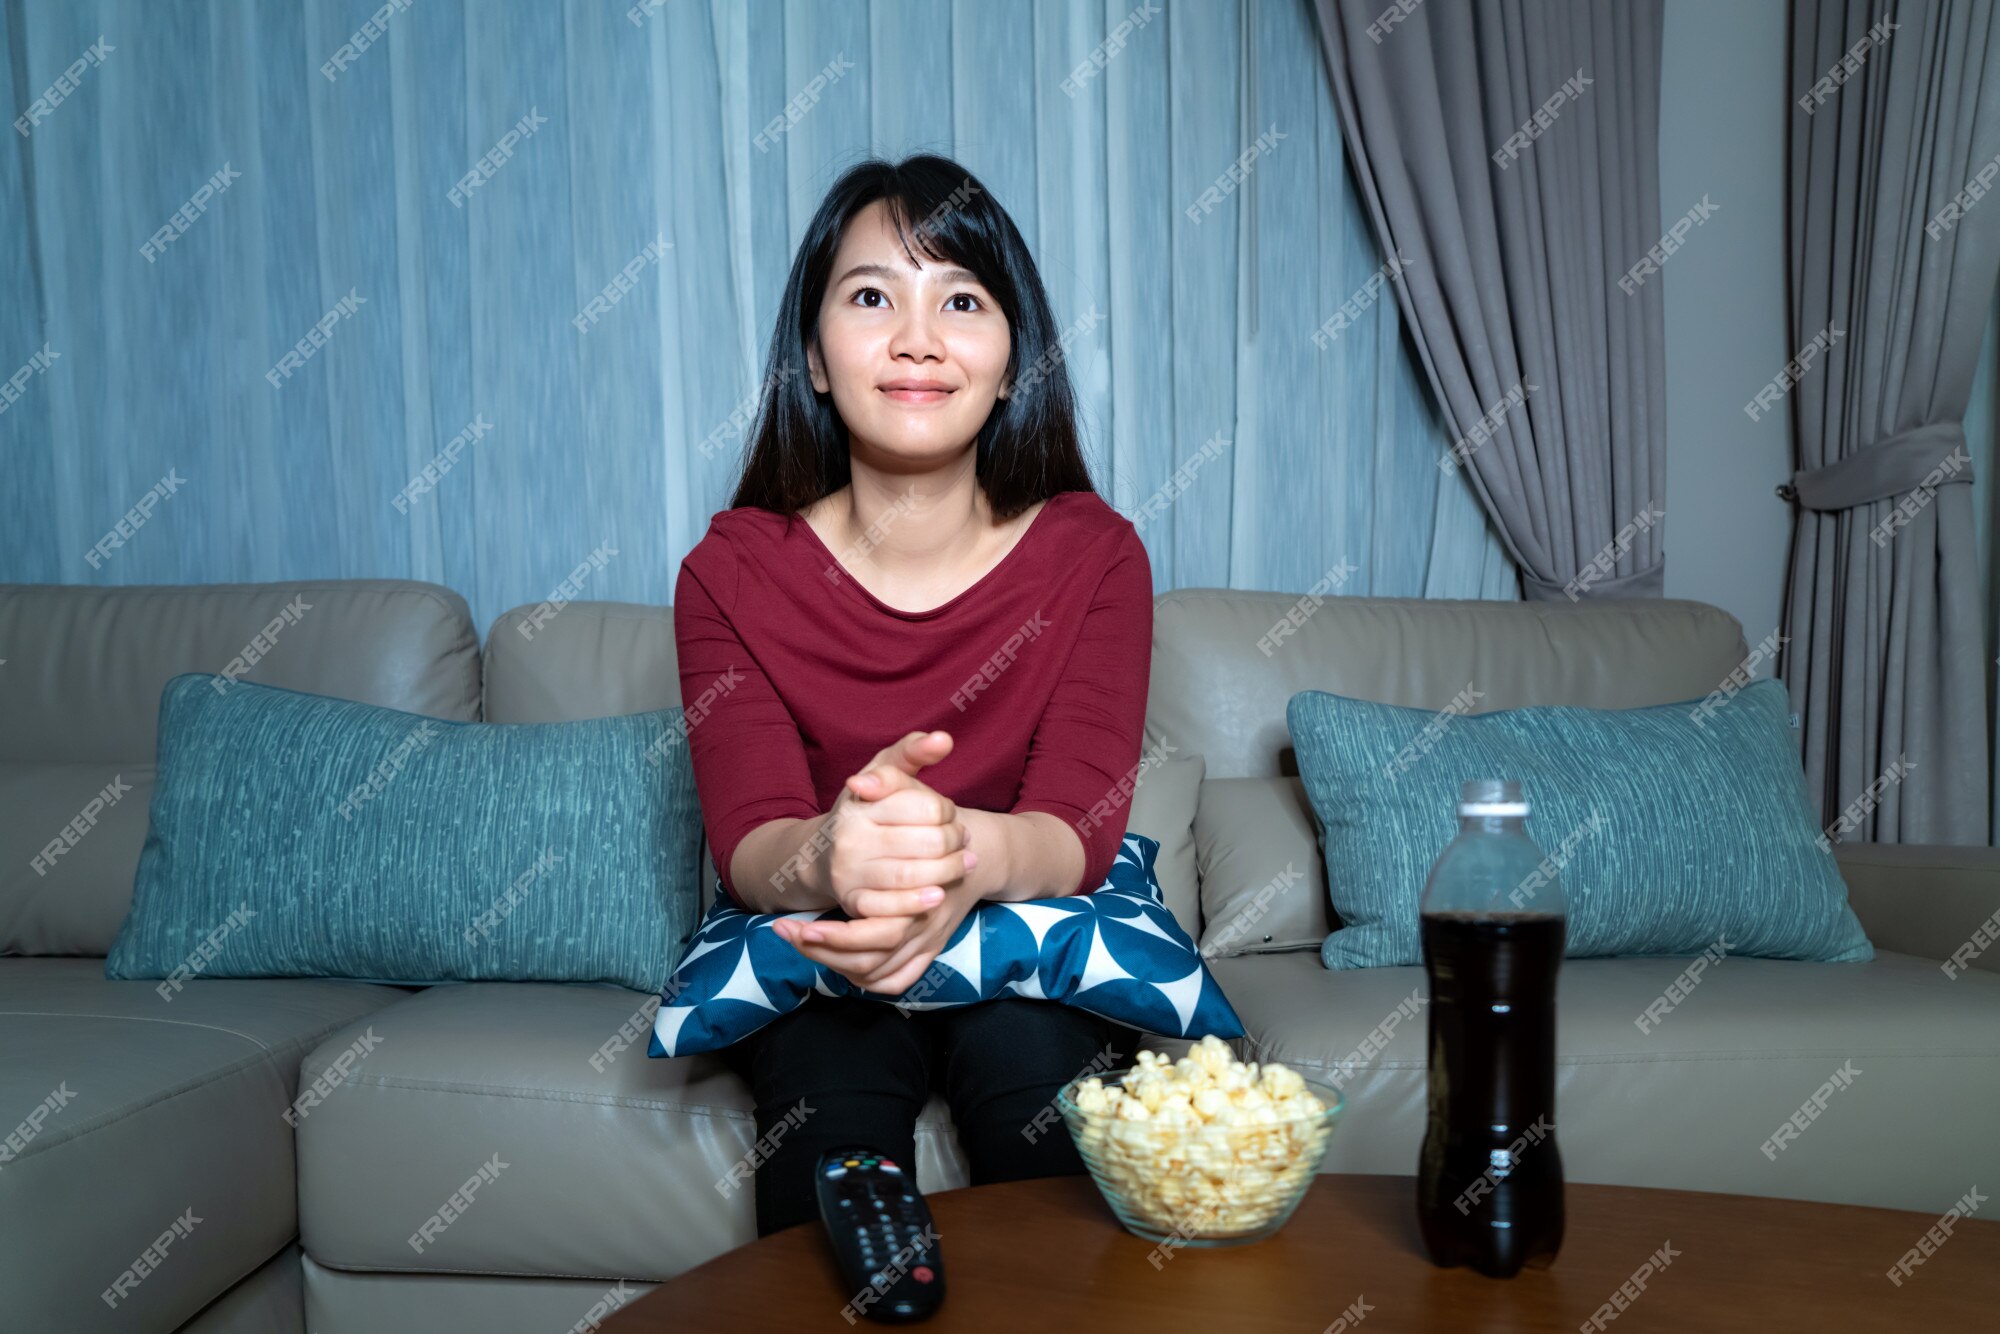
left=814, top=1145, right=945, bottom=1323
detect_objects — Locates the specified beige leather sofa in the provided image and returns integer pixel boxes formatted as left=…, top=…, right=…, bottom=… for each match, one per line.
left=4, top=580, right=1996, bottom=1333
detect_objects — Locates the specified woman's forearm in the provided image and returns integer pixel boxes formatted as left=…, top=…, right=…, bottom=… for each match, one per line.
left=960, top=808, right=1085, bottom=903
left=726, top=814, right=843, bottom=914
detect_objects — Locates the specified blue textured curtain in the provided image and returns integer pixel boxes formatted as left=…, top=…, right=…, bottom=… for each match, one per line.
left=0, top=0, right=1515, bottom=638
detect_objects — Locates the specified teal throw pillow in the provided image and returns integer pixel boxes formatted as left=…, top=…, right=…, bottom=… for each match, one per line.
left=105, top=675, right=702, bottom=992
left=1286, top=679, right=1872, bottom=969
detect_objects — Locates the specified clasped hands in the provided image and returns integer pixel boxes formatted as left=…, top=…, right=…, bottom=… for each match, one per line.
left=771, top=729, right=981, bottom=997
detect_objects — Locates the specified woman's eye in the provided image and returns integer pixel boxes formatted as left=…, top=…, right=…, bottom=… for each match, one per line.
left=849, top=287, right=981, bottom=311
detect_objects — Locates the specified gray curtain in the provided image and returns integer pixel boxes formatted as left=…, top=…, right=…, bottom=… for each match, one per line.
left=1307, top=0, right=1667, bottom=601
left=1783, top=0, right=2000, bottom=844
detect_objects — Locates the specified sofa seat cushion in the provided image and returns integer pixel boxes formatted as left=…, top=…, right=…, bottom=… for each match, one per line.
left=1213, top=949, right=2000, bottom=1214
left=176, top=1242, right=305, bottom=1334
left=0, top=959, right=403, bottom=1332
left=302, top=1255, right=653, bottom=1334
left=296, top=980, right=987, bottom=1282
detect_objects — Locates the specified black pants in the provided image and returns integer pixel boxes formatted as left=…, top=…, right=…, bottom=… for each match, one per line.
left=721, top=992, right=1139, bottom=1236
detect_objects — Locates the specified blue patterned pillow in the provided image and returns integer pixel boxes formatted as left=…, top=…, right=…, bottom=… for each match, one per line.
left=647, top=832, right=1244, bottom=1057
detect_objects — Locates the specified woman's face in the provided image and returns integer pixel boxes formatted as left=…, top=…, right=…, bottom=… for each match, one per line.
left=809, top=199, right=1012, bottom=468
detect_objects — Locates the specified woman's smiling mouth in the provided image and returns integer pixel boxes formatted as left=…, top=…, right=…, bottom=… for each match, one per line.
left=879, top=379, right=956, bottom=404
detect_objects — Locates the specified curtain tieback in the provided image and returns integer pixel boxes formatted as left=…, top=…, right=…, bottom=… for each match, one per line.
left=1521, top=560, right=1665, bottom=603
left=1777, top=422, right=1973, bottom=509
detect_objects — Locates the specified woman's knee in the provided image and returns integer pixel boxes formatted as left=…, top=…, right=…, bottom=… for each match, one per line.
left=946, top=1000, right=1134, bottom=1074
left=940, top=1001, right=1138, bottom=1119
left=736, top=995, right=936, bottom=1105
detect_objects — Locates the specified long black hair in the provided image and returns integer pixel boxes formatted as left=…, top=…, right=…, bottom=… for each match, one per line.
left=727, top=154, right=1095, bottom=521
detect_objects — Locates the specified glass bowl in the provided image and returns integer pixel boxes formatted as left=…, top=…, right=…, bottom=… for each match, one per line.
left=1055, top=1061, right=1345, bottom=1247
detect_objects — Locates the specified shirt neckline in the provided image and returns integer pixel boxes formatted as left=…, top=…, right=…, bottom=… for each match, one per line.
left=797, top=493, right=1066, bottom=621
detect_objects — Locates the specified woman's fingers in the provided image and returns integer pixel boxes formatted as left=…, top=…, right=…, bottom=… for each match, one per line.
left=845, top=771, right=959, bottom=825
left=772, top=916, right=942, bottom=996
left=774, top=920, right=939, bottom=994
left=883, top=729, right=952, bottom=773
left=793, top=914, right=919, bottom=952
left=844, top=769, right=894, bottom=806
left=847, top=764, right=913, bottom=801
left=858, top=787, right=960, bottom=827
left=858, top=932, right=936, bottom=991
left=846, top=731, right=950, bottom=798
left=773, top=920, right=895, bottom=973
left=842, top=885, right=945, bottom=918
left=837, top=806, right=967, bottom=859
left=864, top=949, right=939, bottom=998
left=829, top=751, right=964, bottom=912
left=904, top=728, right=953, bottom=760
left=856, top=852, right=973, bottom=897
left=862, top=820, right=967, bottom=857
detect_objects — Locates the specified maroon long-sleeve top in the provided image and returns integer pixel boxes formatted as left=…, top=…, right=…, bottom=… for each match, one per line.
left=673, top=489, right=1153, bottom=910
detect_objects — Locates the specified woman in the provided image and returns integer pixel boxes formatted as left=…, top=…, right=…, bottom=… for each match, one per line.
left=673, top=153, right=1152, bottom=1238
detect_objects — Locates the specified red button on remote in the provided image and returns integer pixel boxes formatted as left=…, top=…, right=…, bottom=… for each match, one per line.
left=912, top=1266, right=935, bottom=1284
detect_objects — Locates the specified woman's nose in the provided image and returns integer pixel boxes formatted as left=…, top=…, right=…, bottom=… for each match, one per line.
left=887, top=305, right=944, bottom=361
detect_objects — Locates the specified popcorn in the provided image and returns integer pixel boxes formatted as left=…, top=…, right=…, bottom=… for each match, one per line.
left=1064, top=1035, right=1334, bottom=1238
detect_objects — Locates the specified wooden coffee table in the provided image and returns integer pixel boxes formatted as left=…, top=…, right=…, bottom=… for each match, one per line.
left=601, top=1174, right=1999, bottom=1331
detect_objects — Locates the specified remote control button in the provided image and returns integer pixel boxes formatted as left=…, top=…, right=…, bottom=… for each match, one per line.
left=824, top=1166, right=846, bottom=1178
left=842, top=1158, right=859, bottom=1167
left=881, top=1164, right=902, bottom=1174
left=912, top=1266, right=935, bottom=1284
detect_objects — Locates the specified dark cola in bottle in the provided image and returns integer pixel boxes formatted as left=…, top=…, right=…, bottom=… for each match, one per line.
left=1416, top=779, right=1567, bottom=1278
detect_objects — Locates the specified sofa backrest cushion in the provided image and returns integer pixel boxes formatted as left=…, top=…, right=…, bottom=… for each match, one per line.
left=1195, top=775, right=1333, bottom=956
left=482, top=600, right=680, bottom=723
left=1126, top=752, right=1205, bottom=939
left=1148, top=591, right=1750, bottom=780
left=0, top=581, right=480, bottom=956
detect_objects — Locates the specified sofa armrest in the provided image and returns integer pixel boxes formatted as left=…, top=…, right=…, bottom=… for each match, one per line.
left=1834, top=843, right=2000, bottom=976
